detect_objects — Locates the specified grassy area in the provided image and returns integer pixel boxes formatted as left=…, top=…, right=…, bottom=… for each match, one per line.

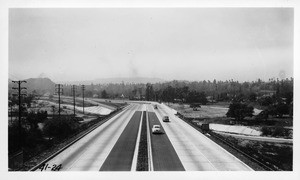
left=219, top=134, right=293, bottom=171
left=169, top=103, right=228, bottom=118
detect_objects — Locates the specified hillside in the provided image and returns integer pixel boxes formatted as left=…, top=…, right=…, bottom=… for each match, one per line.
left=8, top=77, right=56, bottom=95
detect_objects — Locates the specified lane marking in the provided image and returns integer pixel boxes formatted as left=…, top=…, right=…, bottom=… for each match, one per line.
left=157, top=108, right=217, bottom=170
left=30, top=103, right=133, bottom=171
left=146, top=105, right=153, bottom=171
left=131, top=111, right=143, bottom=171
left=70, top=105, right=137, bottom=170
left=161, top=104, right=254, bottom=171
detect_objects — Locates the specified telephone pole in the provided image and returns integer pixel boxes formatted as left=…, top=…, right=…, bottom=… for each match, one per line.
left=12, top=80, right=27, bottom=151
left=71, top=85, right=76, bottom=117
left=81, top=85, right=85, bottom=114
left=55, top=84, right=63, bottom=119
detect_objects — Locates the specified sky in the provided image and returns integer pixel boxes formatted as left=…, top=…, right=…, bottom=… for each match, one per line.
left=9, top=8, right=293, bottom=82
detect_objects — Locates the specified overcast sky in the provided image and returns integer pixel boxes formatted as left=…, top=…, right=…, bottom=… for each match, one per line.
left=9, top=8, right=293, bottom=82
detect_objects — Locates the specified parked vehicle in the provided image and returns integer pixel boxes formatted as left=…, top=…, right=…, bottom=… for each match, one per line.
left=152, top=125, right=162, bottom=134
left=162, top=116, right=170, bottom=122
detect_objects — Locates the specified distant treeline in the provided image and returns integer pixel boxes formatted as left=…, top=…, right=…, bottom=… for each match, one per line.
left=58, top=77, right=293, bottom=104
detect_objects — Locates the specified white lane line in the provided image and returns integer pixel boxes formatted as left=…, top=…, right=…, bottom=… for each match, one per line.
left=41, top=104, right=136, bottom=171
left=69, top=105, right=137, bottom=170
left=161, top=104, right=253, bottom=171
left=154, top=107, right=216, bottom=170
left=146, top=105, right=153, bottom=171
left=131, top=111, right=143, bottom=171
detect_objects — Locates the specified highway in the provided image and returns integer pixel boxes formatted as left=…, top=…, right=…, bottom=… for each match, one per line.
left=153, top=103, right=253, bottom=171
left=34, top=102, right=253, bottom=171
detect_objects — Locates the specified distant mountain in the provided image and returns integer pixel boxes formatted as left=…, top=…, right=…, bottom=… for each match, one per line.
left=8, top=77, right=56, bottom=95
left=60, top=77, right=165, bottom=85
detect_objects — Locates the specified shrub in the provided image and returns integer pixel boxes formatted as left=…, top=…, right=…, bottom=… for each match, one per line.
left=226, top=102, right=254, bottom=120
left=43, top=116, right=79, bottom=139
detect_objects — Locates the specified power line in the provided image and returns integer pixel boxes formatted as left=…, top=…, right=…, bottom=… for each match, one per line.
left=11, top=80, right=27, bottom=158
left=81, top=85, right=85, bottom=114
left=55, top=84, right=63, bottom=119
left=71, top=85, right=76, bottom=117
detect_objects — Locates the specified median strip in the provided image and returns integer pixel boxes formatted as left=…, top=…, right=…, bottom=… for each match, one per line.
left=136, top=111, right=149, bottom=171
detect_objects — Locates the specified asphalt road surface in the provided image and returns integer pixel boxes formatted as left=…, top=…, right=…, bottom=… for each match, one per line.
left=35, top=104, right=140, bottom=171
left=34, top=102, right=253, bottom=171
left=152, top=103, right=253, bottom=171
left=100, top=111, right=142, bottom=171
left=148, top=111, right=185, bottom=171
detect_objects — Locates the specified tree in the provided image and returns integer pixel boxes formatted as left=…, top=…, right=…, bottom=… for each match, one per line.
left=272, top=103, right=289, bottom=118
left=161, top=86, right=175, bottom=103
left=85, top=90, right=93, bottom=97
left=43, top=116, right=79, bottom=139
left=226, top=102, right=254, bottom=120
left=145, top=83, right=154, bottom=101
left=23, top=93, right=35, bottom=108
left=248, top=92, right=257, bottom=102
left=186, top=91, right=208, bottom=105
left=101, top=90, right=108, bottom=98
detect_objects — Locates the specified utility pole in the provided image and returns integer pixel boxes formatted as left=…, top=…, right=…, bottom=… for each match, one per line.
left=71, top=85, right=76, bottom=117
left=81, top=85, right=85, bottom=114
left=55, top=84, right=63, bottom=119
left=12, top=80, right=27, bottom=152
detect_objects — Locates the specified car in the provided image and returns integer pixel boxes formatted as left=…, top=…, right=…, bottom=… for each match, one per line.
left=152, top=125, right=162, bottom=134
left=162, top=116, right=170, bottom=122
left=154, top=105, right=158, bottom=109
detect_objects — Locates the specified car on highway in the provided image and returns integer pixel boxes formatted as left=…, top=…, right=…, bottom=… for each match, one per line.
left=154, top=105, right=158, bottom=109
left=152, top=125, right=162, bottom=134
left=162, top=116, right=170, bottom=122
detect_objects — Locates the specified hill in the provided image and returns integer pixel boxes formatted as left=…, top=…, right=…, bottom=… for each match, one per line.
left=8, top=77, right=56, bottom=95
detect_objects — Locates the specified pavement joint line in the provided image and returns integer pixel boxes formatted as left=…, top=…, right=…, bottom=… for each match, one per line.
left=162, top=104, right=254, bottom=171
left=29, top=103, right=132, bottom=171
left=146, top=105, right=153, bottom=171
left=131, top=111, right=143, bottom=171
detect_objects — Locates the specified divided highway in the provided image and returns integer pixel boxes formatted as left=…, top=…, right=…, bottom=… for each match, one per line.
left=33, top=102, right=253, bottom=171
